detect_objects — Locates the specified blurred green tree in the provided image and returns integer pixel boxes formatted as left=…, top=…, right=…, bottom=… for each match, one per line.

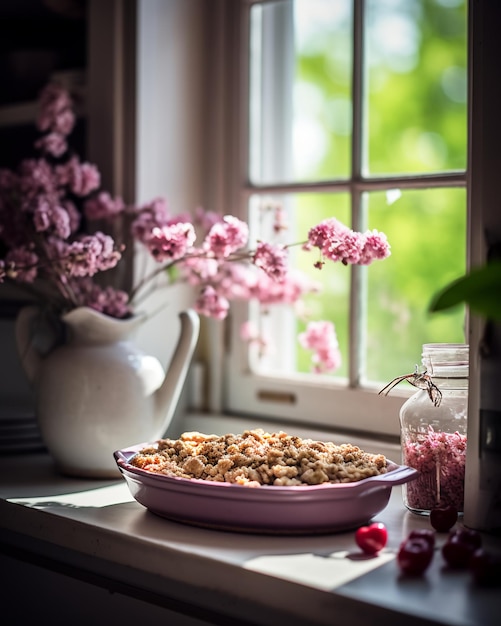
left=292, top=0, right=467, bottom=382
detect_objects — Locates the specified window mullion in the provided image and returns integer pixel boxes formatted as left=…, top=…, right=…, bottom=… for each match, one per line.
left=244, top=171, right=466, bottom=196
left=351, top=0, right=365, bottom=185
left=349, top=0, right=366, bottom=387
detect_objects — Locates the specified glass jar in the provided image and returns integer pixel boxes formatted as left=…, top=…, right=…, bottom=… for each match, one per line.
left=399, top=343, right=468, bottom=515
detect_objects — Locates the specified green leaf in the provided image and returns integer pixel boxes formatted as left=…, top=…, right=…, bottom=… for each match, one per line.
left=166, top=265, right=179, bottom=282
left=429, top=262, right=501, bottom=321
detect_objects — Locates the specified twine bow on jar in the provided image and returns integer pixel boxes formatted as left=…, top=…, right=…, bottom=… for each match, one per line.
left=378, top=365, right=443, bottom=407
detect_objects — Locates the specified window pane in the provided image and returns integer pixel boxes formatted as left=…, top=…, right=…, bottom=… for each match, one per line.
left=365, top=0, right=467, bottom=175
left=246, top=188, right=466, bottom=385
left=364, top=187, right=467, bottom=384
left=247, top=192, right=351, bottom=378
left=249, top=0, right=352, bottom=184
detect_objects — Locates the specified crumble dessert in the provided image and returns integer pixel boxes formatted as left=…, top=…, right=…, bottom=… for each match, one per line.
left=130, top=428, right=388, bottom=487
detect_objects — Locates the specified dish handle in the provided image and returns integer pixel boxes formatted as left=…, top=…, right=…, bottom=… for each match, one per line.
left=373, top=465, right=419, bottom=486
left=113, top=448, right=137, bottom=466
left=114, top=449, right=124, bottom=462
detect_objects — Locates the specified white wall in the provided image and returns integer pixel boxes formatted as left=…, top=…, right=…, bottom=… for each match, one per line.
left=133, top=0, right=210, bottom=427
left=136, top=0, right=206, bottom=212
left=133, top=0, right=207, bottom=395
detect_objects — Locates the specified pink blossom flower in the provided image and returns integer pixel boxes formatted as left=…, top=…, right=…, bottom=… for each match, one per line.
left=84, top=192, right=125, bottom=221
left=89, top=286, right=131, bottom=318
left=204, top=215, right=249, bottom=258
left=306, top=217, right=350, bottom=251
left=55, top=157, right=100, bottom=197
left=52, top=109, right=75, bottom=136
left=33, top=201, right=51, bottom=232
left=36, top=82, right=75, bottom=136
left=67, top=159, right=101, bottom=197
left=44, top=235, right=68, bottom=262
left=359, top=230, right=391, bottom=265
left=51, top=205, right=71, bottom=239
left=5, top=247, right=39, bottom=282
left=181, top=256, right=220, bottom=283
left=196, top=262, right=255, bottom=301
left=250, top=269, right=321, bottom=306
left=298, top=320, right=341, bottom=373
left=253, top=242, right=288, bottom=282
left=272, top=203, right=288, bottom=234
left=130, top=197, right=171, bottom=243
left=194, top=205, right=222, bottom=232
left=35, top=132, right=68, bottom=157
left=306, top=218, right=392, bottom=267
left=195, top=286, right=230, bottom=319
left=324, top=230, right=364, bottom=264
left=143, top=223, right=196, bottom=262
left=54, top=161, right=71, bottom=187
left=71, top=278, right=131, bottom=318
left=64, top=232, right=120, bottom=277
left=33, top=201, right=71, bottom=239
left=62, top=200, right=81, bottom=234
left=18, top=159, right=56, bottom=203
left=140, top=196, right=171, bottom=222
left=239, top=320, right=271, bottom=354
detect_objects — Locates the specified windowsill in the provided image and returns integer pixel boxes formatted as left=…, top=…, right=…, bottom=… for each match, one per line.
left=1, top=411, right=499, bottom=626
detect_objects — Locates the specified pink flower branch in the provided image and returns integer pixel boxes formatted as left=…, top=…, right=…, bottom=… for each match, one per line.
left=0, top=81, right=392, bottom=374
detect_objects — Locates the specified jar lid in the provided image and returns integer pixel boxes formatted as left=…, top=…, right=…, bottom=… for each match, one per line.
left=422, top=343, right=469, bottom=372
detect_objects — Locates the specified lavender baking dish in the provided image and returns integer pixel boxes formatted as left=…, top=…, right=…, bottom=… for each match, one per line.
left=114, top=443, right=418, bottom=535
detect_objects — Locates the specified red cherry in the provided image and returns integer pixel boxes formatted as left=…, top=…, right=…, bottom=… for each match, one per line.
left=442, top=535, right=477, bottom=568
left=430, top=505, right=458, bottom=532
left=397, top=537, right=434, bottom=575
left=449, top=527, right=482, bottom=550
left=442, top=527, right=482, bottom=569
left=469, top=548, right=501, bottom=586
left=408, top=528, right=436, bottom=550
left=355, top=522, right=388, bottom=555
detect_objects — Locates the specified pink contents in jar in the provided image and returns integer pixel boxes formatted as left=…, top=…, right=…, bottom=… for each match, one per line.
left=402, top=425, right=467, bottom=512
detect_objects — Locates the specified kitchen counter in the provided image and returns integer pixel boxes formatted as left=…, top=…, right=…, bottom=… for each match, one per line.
left=1, top=413, right=500, bottom=626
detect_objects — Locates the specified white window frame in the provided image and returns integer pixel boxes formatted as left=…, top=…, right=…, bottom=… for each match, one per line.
left=218, top=0, right=470, bottom=438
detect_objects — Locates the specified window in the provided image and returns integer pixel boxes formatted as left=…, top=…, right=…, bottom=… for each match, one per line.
left=223, top=0, right=468, bottom=436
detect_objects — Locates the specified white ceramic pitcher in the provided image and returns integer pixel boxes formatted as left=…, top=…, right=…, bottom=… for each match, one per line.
left=15, top=305, right=200, bottom=477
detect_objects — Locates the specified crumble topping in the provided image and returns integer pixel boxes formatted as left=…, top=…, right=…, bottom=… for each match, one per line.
left=129, top=428, right=388, bottom=487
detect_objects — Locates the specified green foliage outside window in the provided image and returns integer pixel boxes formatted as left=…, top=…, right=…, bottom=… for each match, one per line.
left=291, top=0, right=467, bottom=382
